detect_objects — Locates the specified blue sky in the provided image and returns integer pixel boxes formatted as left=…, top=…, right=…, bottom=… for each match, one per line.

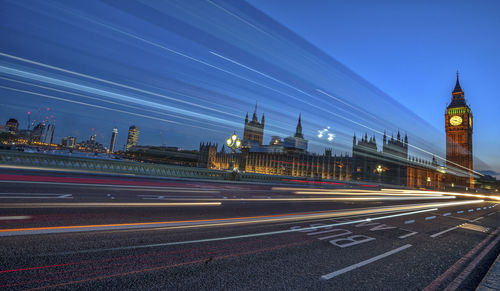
left=0, top=0, right=498, bottom=176
left=249, top=0, right=500, bottom=176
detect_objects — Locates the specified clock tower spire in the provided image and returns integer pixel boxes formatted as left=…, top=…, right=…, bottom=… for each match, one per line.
left=445, top=72, right=473, bottom=189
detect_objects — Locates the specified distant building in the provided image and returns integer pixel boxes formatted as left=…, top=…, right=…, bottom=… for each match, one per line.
left=126, top=125, right=139, bottom=151
left=44, top=124, right=55, bottom=144
left=61, top=136, right=76, bottom=148
left=243, top=103, right=264, bottom=146
left=78, top=135, right=105, bottom=152
left=283, top=114, right=308, bottom=153
left=18, top=129, right=32, bottom=140
left=31, top=123, right=46, bottom=142
left=5, top=118, right=19, bottom=134
left=109, top=128, right=118, bottom=153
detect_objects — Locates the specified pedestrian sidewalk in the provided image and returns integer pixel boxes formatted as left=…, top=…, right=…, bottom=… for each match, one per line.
left=477, top=253, right=500, bottom=291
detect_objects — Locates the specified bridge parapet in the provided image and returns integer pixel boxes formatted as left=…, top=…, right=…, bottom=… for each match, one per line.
left=0, top=150, right=228, bottom=180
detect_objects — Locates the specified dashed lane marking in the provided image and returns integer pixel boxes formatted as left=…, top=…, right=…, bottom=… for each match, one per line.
left=425, top=216, right=436, bottom=220
left=443, top=212, right=451, bottom=216
left=404, top=220, right=415, bottom=224
left=0, top=216, right=32, bottom=220
left=487, top=212, right=495, bottom=216
left=398, top=231, right=418, bottom=239
left=430, top=226, right=459, bottom=238
left=468, top=209, right=474, bottom=212
left=470, top=216, right=484, bottom=222
left=320, top=244, right=412, bottom=280
left=457, top=211, right=464, bottom=214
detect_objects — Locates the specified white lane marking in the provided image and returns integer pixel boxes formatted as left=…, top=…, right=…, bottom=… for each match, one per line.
left=404, top=220, right=415, bottom=224
left=470, top=217, right=484, bottom=222
left=0, top=180, right=222, bottom=192
left=430, top=226, right=459, bottom=238
left=399, top=231, right=418, bottom=239
left=487, top=212, right=495, bottom=216
left=443, top=212, right=451, bottom=216
left=307, top=229, right=342, bottom=236
left=457, top=211, right=464, bottom=214
left=140, top=195, right=216, bottom=199
left=320, top=244, right=412, bottom=280
left=460, top=223, right=489, bottom=233
left=0, top=216, right=32, bottom=220
left=425, top=216, right=436, bottom=220
left=468, top=209, right=474, bottom=212
left=0, top=193, right=73, bottom=199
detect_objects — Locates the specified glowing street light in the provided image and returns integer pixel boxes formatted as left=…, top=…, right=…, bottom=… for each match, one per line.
left=226, top=132, right=241, bottom=171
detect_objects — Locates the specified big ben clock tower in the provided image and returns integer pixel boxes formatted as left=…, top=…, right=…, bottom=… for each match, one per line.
left=445, top=72, right=473, bottom=189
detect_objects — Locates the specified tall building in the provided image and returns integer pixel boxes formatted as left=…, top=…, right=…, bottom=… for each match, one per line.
left=109, top=128, right=118, bottom=153
left=5, top=118, right=19, bottom=134
left=445, top=72, right=473, bottom=189
left=126, top=125, right=139, bottom=151
left=31, top=122, right=45, bottom=142
left=44, top=124, right=55, bottom=144
left=243, top=103, right=264, bottom=146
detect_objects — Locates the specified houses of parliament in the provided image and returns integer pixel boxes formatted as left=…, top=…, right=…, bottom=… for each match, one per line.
left=199, top=75, right=475, bottom=190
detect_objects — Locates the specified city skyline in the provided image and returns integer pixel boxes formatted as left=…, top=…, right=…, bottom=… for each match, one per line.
left=1, top=0, right=499, bottom=177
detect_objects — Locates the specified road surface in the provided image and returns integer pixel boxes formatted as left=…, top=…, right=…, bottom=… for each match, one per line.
left=0, top=169, right=499, bottom=290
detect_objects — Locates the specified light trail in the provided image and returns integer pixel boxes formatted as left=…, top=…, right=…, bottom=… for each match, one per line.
left=0, top=85, right=218, bottom=132
left=139, top=196, right=456, bottom=201
left=0, top=76, right=224, bottom=128
left=0, top=66, right=241, bottom=129
left=0, top=52, right=241, bottom=119
left=0, top=199, right=483, bottom=237
left=205, top=0, right=271, bottom=37
left=39, top=208, right=440, bottom=257
left=381, top=189, right=500, bottom=201
left=0, top=202, right=221, bottom=209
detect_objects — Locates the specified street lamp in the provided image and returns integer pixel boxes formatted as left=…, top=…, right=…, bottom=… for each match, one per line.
left=226, top=132, right=241, bottom=171
left=376, top=165, right=383, bottom=183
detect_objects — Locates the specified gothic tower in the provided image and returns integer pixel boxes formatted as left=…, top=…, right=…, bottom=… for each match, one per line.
left=243, top=102, right=264, bottom=145
left=445, top=72, right=473, bottom=189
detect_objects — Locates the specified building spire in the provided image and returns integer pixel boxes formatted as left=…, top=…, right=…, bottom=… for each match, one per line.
left=252, top=101, right=258, bottom=122
left=453, top=70, right=463, bottom=94
left=295, top=113, right=304, bottom=139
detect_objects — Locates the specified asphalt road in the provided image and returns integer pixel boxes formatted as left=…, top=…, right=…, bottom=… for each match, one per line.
left=0, top=168, right=499, bottom=290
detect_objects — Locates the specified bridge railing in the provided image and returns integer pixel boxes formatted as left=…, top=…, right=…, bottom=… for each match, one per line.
left=0, top=150, right=359, bottom=185
left=0, top=150, right=228, bottom=180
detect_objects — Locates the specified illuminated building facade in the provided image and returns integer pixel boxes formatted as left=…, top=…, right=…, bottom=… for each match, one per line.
left=5, top=118, right=19, bottom=134
left=445, top=73, right=474, bottom=189
left=199, top=107, right=442, bottom=188
left=109, top=128, right=118, bottom=153
left=126, top=125, right=139, bottom=151
left=243, top=104, right=264, bottom=146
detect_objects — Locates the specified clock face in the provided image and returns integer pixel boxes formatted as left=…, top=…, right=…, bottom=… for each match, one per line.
left=450, top=115, right=463, bottom=126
